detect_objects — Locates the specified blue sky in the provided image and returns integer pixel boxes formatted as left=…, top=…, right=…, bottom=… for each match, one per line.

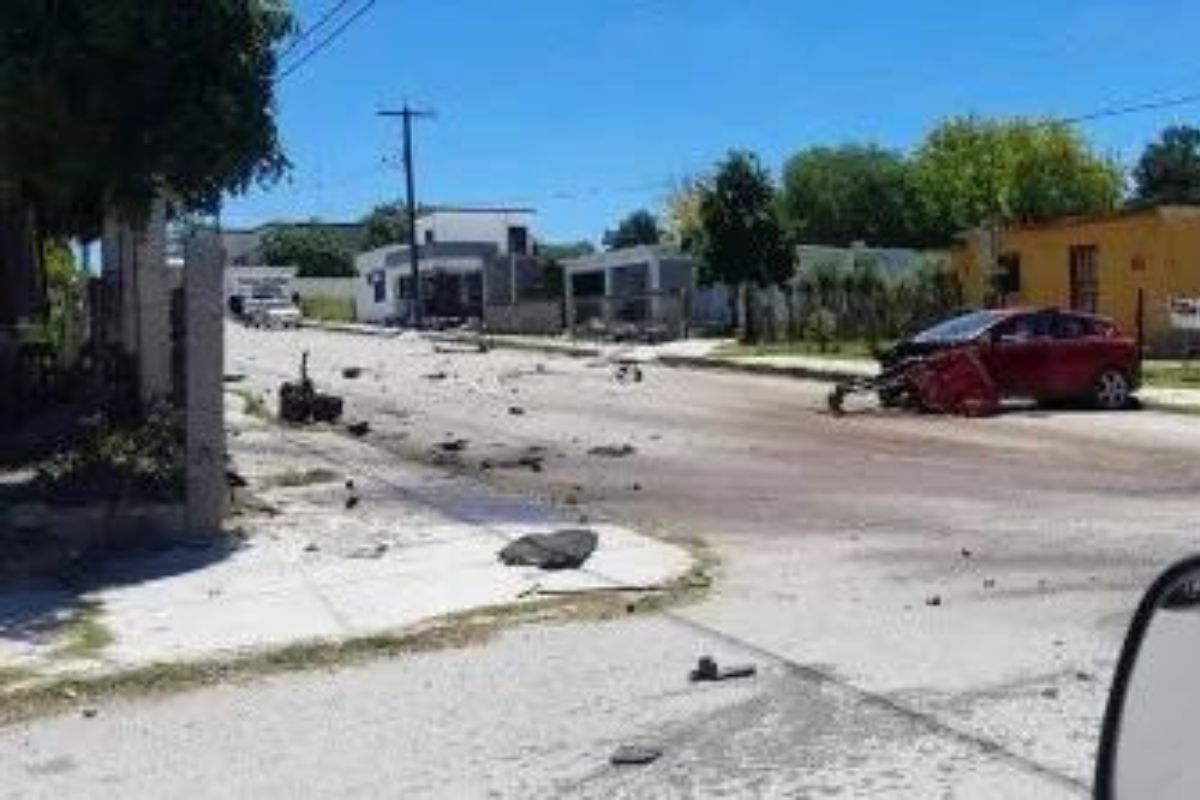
left=223, top=0, right=1200, bottom=243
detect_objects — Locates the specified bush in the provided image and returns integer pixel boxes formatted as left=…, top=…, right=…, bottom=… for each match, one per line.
left=35, top=404, right=184, bottom=502
left=299, top=295, right=355, bottom=322
left=805, top=307, right=838, bottom=353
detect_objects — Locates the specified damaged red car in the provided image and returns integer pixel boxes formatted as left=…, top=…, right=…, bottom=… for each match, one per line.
left=870, top=308, right=1141, bottom=413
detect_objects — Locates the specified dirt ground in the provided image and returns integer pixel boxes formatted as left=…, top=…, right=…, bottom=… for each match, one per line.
left=227, top=323, right=1200, bottom=789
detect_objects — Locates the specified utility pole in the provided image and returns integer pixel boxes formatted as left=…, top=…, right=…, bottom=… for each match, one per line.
left=378, top=104, right=434, bottom=328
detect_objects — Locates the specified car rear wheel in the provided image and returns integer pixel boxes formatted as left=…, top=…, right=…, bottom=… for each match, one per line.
left=1093, top=368, right=1131, bottom=410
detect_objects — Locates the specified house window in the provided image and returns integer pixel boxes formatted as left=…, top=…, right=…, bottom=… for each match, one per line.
left=397, top=276, right=413, bottom=300
left=507, top=226, right=529, bottom=255
left=994, top=252, right=1021, bottom=296
left=373, top=277, right=386, bottom=303
left=1069, top=245, right=1099, bottom=313
left=424, top=229, right=435, bottom=245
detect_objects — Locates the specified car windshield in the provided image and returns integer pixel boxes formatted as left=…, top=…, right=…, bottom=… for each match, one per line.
left=912, top=310, right=1006, bottom=344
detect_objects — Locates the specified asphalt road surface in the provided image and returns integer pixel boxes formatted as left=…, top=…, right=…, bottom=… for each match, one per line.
left=7, top=324, right=1200, bottom=798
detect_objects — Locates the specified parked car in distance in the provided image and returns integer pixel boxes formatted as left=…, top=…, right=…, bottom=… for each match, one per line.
left=239, top=287, right=302, bottom=329
left=880, top=307, right=1140, bottom=409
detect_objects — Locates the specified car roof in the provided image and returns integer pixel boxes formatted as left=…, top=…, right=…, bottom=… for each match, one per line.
left=983, top=306, right=1116, bottom=326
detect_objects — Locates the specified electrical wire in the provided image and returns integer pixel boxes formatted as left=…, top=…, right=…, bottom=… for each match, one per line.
left=277, top=0, right=379, bottom=82
left=277, top=0, right=360, bottom=62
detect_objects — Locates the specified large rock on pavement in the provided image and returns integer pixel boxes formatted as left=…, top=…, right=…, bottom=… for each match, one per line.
left=498, top=528, right=598, bottom=570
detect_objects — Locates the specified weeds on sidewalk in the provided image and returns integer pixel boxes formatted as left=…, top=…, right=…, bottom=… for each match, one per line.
left=52, top=602, right=114, bottom=661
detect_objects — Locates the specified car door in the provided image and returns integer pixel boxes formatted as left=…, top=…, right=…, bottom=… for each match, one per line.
left=981, top=312, right=1048, bottom=397
left=1042, top=311, right=1105, bottom=398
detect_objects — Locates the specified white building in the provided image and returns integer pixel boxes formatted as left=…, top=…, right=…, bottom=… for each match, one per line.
left=415, top=207, right=534, bottom=255
left=355, top=207, right=539, bottom=324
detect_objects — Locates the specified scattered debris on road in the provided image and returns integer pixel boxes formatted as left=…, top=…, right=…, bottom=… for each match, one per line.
left=346, top=542, right=388, bottom=559
left=346, top=421, right=371, bottom=437
left=1040, top=687, right=1059, bottom=700
left=508, top=406, right=525, bottom=416
left=689, top=655, right=757, bottom=683
left=80, top=707, right=98, bottom=719
left=279, top=352, right=344, bottom=424
left=424, top=370, right=449, bottom=381
left=437, top=438, right=469, bottom=453
left=614, top=362, right=644, bottom=384
left=341, top=367, right=363, bottom=379
left=960, top=548, right=973, bottom=559
left=303, top=542, right=320, bottom=553
left=225, top=469, right=248, bottom=488
left=610, top=745, right=662, bottom=766
left=588, top=443, right=637, bottom=458
left=344, top=495, right=360, bottom=510
left=498, top=528, right=598, bottom=570
left=925, top=594, right=942, bottom=607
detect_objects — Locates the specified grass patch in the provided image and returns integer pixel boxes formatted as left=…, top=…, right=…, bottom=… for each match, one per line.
left=713, top=339, right=886, bottom=360
left=1142, top=362, right=1200, bottom=390
left=0, top=544, right=714, bottom=726
left=299, top=295, right=356, bottom=323
left=53, top=603, right=114, bottom=661
left=0, top=665, right=36, bottom=692
left=260, top=466, right=342, bottom=489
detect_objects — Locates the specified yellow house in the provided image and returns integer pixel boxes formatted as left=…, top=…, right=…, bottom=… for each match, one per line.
left=952, top=205, right=1200, bottom=354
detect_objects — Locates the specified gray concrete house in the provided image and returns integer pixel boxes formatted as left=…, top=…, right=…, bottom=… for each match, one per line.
left=562, top=245, right=695, bottom=340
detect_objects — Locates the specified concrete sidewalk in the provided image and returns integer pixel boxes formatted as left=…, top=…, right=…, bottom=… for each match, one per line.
left=0, top=399, right=693, bottom=686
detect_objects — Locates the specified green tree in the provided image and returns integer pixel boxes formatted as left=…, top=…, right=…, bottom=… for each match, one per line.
left=536, top=240, right=595, bottom=261
left=0, top=0, right=292, bottom=322
left=780, top=145, right=924, bottom=246
left=603, top=209, right=661, bottom=250
left=913, top=117, right=1120, bottom=242
left=697, top=151, right=793, bottom=287
left=1133, top=125, right=1200, bottom=205
left=361, top=202, right=410, bottom=250
left=261, top=227, right=354, bottom=277
left=663, top=177, right=706, bottom=253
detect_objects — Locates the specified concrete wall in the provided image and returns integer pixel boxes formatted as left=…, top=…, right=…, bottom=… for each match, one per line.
left=291, top=277, right=358, bottom=301
left=483, top=300, right=564, bottom=335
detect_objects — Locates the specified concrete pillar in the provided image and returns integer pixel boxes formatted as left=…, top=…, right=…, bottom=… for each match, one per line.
left=101, top=202, right=173, bottom=405
left=133, top=202, right=173, bottom=404
left=648, top=256, right=662, bottom=329
left=184, top=230, right=226, bottom=536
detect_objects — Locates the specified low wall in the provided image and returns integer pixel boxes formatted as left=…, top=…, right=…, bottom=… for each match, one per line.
left=483, top=300, right=564, bottom=335
left=291, top=277, right=358, bottom=301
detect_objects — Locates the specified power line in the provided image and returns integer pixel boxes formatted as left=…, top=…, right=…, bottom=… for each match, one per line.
left=1057, top=90, right=1200, bottom=126
left=277, top=0, right=360, bottom=62
left=277, top=0, right=378, bottom=82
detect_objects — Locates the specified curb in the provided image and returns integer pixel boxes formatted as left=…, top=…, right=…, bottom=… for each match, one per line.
left=298, top=320, right=403, bottom=338
left=424, top=331, right=603, bottom=359
left=657, top=354, right=867, bottom=385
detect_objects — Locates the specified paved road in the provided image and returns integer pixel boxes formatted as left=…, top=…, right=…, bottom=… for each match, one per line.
left=6, top=325, right=1200, bottom=798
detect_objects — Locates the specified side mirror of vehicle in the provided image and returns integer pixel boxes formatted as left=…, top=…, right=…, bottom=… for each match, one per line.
left=1095, top=555, right=1200, bottom=799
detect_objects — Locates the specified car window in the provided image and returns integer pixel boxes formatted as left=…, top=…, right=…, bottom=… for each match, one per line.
left=913, top=310, right=1007, bottom=344
left=1052, top=313, right=1089, bottom=340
